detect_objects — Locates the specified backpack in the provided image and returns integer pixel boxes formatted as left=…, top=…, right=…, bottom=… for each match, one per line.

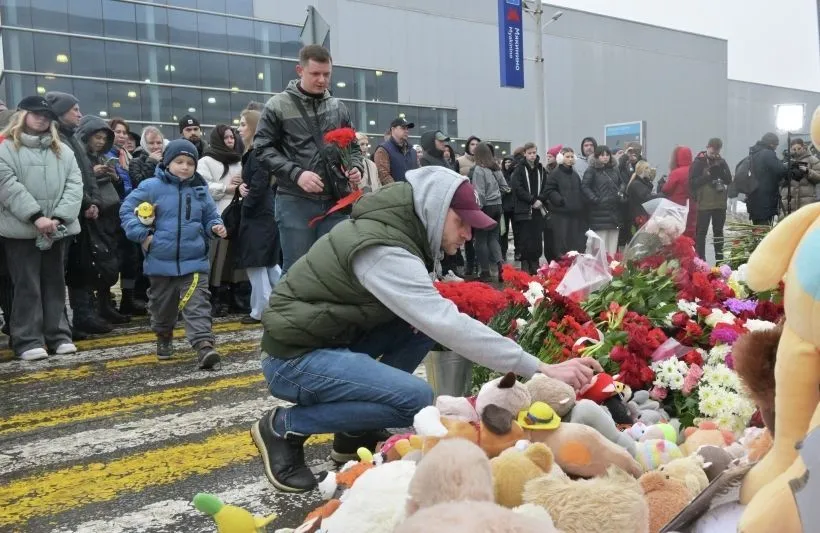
left=733, top=151, right=758, bottom=195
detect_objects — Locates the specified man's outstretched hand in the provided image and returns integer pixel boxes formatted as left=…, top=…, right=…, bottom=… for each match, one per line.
left=538, top=357, right=604, bottom=391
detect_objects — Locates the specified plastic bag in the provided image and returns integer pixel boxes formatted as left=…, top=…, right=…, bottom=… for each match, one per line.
left=556, top=230, right=613, bottom=299
left=624, top=199, right=689, bottom=262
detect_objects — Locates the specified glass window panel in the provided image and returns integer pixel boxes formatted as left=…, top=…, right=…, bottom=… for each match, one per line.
left=34, top=34, right=71, bottom=76
left=197, top=0, right=225, bottom=12
left=373, top=103, right=396, bottom=135
left=343, top=101, right=361, bottom=130
left=168, top=0, right=196, bottom=8
left=102, top=0, right=136, bottom=39
left=1, top=0, right=33, bottom=27
left=35, top=75, right=72, bottom=101
left=136, top=5, right=169, bottom=43
left=399, top=107, right=419, bottom=130
left=29, top=0, right=68, bottom=31
left=67, top=37, right=98, bottom=77
left=67, top=0, right=102, bottom=34
left=168, top=9, right=198, bottom=47
left=360, top=70, right=377, bottom=101
left=171, top=87, right=202, bottom=124
left=201, top=91, right=228, bottom=126
left=445, top=110, right=458, bottom=138
left=254, top=21, right=282, bottom=57
left=108, top=83, right=142, bottom=123
left=197, top=12, right=227, bottom=51
left=138, top=45, right=171, bottom=84
left=232, top=0, right=253, bottom=17
left=3, top=73, right=36, bottom=109
left=138, top=84, right=167, bottom=123
left=226, top=18, right=254, bottom=53
left=377, top=71, right=398, bottom=102
left=105, top=42, right=139, bottom=81
left=255, top=58, right=283, bottom=93
left=228, top=55, right=254, bottom=94
left=416, top=107, right=437, bottom=133
left=280, top=24, right=302, bottom=58
left=230, top=92, right=252, bottom=124
left=199, top=52, right=228, bottom=88
left=331, top=66, right=355, bottom=100
left=72, top=78, right=108, bottom=118
left=169, top=48, right=199, bottom=86
left=3, top=30, right=35, bottom=72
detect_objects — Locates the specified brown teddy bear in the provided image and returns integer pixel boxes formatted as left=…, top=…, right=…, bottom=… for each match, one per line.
left=523, top=465, right=649, bottom=533
left=490, top=442, right=554, bottom=508
left=640, top=471, right=691, bottom=533
left=732, top=323, right=781, bottom=432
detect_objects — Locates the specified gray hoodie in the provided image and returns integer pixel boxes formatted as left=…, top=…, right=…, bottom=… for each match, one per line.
left=351, top=166, right=541, bottom=378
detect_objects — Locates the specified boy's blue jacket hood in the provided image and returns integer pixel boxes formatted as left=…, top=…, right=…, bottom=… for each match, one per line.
left=119, top=167, right=223, bottom=277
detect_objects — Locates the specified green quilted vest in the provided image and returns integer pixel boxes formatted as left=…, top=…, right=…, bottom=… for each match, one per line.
left=260, top=183, right=434, bottom=358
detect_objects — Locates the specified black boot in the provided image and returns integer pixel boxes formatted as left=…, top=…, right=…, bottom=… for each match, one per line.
left=70, top=288, right=112, bottom=334
left=98, top=289, right=130, bottom=325
left=120, top=288, right=147, bottom=316
left=331, top=429, right=392, bottom=463
left=250, top=408, right=317, bottom=492
left=229, top=282, right=251, bottom=315
left=195, top=340, right=221, bottom=370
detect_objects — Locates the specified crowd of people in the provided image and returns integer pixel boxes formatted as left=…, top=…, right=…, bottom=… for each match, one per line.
left=0, top=41, right=817, bottom=372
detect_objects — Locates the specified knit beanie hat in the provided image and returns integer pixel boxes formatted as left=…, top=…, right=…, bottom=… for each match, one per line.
left=45, top=91, right=79, bottom=117
left=178, top=114, right=200, bottom=133
left=761, top=132, right=780, bottom=146
left=163, top=139, right=199, bottom=167
left=547, top=144, right=563, bottom=158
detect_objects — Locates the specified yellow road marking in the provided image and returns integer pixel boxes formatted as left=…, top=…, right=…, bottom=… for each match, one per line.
left=0, top=321, right=256, bottom=359
left=0, top=430, right=332, bottom=527
left=0, top=374, right=266, bottom=435
left=0, top=340, right=262, bottom=385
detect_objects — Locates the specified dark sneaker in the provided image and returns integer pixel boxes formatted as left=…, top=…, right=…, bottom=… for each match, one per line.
left=240, top=315, right=261, bottom=325
left=195, top=342, right=221, bottom=370
left=74, top=316, right=113, bottom=335
left=331, top=429, right=392, bottom=463
left=251, top=410, right=317, bottom=492
left=156, top=334, right=174, bottom=360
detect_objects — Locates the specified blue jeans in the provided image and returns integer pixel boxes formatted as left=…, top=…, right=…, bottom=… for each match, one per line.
left=261, top=319, right=435, bottom=436
left=274, top=193, right=347, bottom=273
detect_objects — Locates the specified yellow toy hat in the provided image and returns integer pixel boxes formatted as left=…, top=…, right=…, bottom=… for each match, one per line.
left=517, top=401, right=561, bottom=430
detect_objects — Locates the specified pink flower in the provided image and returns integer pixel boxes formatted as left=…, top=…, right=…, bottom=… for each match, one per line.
left=683, top=364, right=703, bottom=396
left=650, top=386, right=668, bottom=401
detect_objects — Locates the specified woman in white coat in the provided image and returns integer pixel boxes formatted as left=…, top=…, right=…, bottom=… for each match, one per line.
left=198, top=124, right=244, bottom=316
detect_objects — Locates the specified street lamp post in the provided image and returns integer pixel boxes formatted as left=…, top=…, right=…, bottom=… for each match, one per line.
left=524, top=2, right=562, bottom=151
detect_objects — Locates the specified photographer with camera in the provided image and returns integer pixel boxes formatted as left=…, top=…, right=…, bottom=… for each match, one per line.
left=780, top=138, right=820, bottom=215
left=746, top=132, right=788, bottom=225
left=689, top=138, right=732, bottom=262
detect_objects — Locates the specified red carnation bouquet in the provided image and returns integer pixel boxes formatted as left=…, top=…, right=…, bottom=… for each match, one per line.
left=323, top=127, right=358, bottom=176
left=308, top=127, right=363, bottom=228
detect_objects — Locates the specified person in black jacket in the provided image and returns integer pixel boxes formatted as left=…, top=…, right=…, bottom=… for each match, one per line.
left=545, top=147, right=586, bottom=255
left=746, top=132, right=788, bottom=225
left=626, top=160, right=661, bottom=229
left=236, top=109, right=281, bottom=325
left=581, top=145, right=624, bottom=255
left=419, top=130, right=451, bottom=168
left=510, top=143, right=548, bottom=274
left=500, top=156, right=518, bottom=259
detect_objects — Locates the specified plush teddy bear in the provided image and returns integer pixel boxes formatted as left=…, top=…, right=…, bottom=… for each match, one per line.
left=628, top=390, right=671, bottom=425
left=633, top=439, right=684, bottom=472
left=679, top=421, right=735, bottom=456
left=490, top=442, right=554, bottom=508
left=738, top=185, right=820, bottom=512
left=658, top=455, right=710, bottom=500
left=519, top=401, right=643, bottom=478
left=524, top=374, right=575, bottom=417
left=394, top=501, right=559, bottom=533
left=732, top=323, right=781, bottom=432
left=694, top=445, right=735, bottom=482
left=640, top=471, right=692, bottom=533
left=415, top=406, right=525, bottom=459
left=523, top=465, right=649, bottom=533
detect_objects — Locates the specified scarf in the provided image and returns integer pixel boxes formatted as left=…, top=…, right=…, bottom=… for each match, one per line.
left=204, top=125, right=241, bottom=177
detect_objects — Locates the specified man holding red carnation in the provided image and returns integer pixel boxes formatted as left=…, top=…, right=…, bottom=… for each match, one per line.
left=250, top=166, right=602, bottom=493
left=253, top=45, right=364, bottom=273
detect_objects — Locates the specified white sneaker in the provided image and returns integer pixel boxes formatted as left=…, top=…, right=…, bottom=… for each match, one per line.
left=442, top=270, right=465, bottom=283
left=55, top=343, right=77, bottom=355
left=19, top=347, right=48, bottom=361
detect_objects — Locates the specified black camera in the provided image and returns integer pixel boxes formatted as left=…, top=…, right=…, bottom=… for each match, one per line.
left=788, top=160, right=809, bottom=181
left=712, top=178, right=726, bottom=192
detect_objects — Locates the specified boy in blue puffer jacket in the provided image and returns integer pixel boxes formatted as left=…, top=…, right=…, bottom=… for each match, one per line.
left=120, top=139, right=227, bottom=369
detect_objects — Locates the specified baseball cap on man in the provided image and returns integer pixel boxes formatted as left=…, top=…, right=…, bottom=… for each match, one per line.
left=434, top=131, right=451, bottom=142
left=450, top=181, right=496, bottom=230
left=390, top=117, right=414, bottom=129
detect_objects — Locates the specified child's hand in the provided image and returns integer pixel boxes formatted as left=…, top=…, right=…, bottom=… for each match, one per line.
left=212, top=224, right=227, bottom=238
left=142, top=234, right=153, bottom=252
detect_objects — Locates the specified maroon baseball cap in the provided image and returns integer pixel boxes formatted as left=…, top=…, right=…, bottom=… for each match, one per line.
left=450, top=181, right=497, bottom=230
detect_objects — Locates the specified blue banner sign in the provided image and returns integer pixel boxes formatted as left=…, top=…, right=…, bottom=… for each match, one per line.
left=498, top=0, right=524, bottom=88
left=604, top=121, right=645, bottom=152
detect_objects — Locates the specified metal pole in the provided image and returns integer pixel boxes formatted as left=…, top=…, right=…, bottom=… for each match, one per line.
left=533, top=1, right=546, bottom=151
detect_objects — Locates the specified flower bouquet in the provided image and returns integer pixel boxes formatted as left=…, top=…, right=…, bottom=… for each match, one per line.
left=623, top=198, right=688, bottom=262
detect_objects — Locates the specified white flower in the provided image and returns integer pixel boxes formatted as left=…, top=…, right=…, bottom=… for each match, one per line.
left=609, top=260, right=621, bottom=269
left=523, top=281, right=544, bottom=306
left=734, top=264, right=748, bottom=284
left=707, top=345, right=732, bottom=366
left=651, top=358, right=690, bottom=391
left=566, top=250, right=579, bottom=258
left=677, top=299, right=699, bottom=317
left=744, top=319, right=778, bottom=333
left=515, top=318, right=528, bottom=330
left=705, top=309, right=736, bottom=328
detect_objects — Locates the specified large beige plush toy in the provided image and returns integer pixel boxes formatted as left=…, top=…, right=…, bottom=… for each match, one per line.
left=738, top=104, right=820, bottom=533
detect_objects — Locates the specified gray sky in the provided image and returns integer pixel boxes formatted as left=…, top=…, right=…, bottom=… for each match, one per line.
left=552, top=0, right=820, bottom=92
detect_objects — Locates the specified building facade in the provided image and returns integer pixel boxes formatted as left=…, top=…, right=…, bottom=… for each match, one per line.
left=0, top=0, right=512, bottom=155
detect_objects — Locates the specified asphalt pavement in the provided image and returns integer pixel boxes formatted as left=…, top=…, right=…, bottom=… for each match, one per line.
left=0, top=317, right=384, bottom=533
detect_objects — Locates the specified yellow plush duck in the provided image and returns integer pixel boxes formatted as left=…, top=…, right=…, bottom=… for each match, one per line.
left=738, top=104, right=820, bottom=533
left=192, top=493, right=277, bottom=533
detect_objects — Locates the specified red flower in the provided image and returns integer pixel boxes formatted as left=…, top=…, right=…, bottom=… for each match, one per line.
left=501, top=264, right=536, bottom=291
left=323, top=127, right=357, bottom=148
left=671, top=311, right=689, bottom=328
left=755, top=300, right=783, bottom=322
left=683, top=350, right=704, bottom=367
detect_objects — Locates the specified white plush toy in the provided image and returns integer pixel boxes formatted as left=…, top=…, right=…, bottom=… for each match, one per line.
left=413, top=405, right=448, bottom=437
